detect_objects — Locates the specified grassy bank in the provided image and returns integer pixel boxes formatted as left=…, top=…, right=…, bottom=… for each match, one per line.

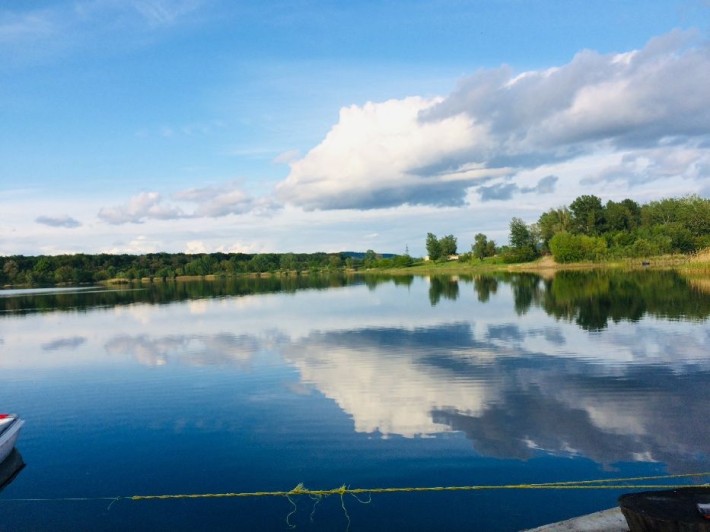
left=376, top=249, right=710, bottom=276
left=52, top=249, right=710, bottom=287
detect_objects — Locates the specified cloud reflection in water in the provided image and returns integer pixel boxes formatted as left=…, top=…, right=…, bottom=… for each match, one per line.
left=3, top=271, right=709, bottom=474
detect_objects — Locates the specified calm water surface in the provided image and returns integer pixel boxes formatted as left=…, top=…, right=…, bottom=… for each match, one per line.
left=1, top=271, right=709, bottom=531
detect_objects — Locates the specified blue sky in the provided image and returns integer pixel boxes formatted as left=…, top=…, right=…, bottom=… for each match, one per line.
left=1, top=0, right=709, bottom=256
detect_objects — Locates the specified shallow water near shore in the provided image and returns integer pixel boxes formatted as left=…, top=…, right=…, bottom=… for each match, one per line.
left=1, top=271, right=709, bottom=530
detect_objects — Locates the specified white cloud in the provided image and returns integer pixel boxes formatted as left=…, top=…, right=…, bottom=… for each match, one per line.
left=98, top=191, right=186, bottom=224
left=185, top=240, right=208, bottom=254
left=174, top=182, right=256, bottom=217
left=103, top=234, right=164, bottom=254
left=276, top=30, right=710, bottom=211
left=97, top=182, right=279, bottom=225
left=276, top=96, right=491, bottom=210
left=581, top=145, right=710, bottom=186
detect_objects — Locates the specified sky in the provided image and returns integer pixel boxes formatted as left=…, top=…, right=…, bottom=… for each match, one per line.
left=1, top=0, right=709, bottom=257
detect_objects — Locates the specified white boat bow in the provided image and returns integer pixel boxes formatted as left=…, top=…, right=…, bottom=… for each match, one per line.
left=0, top=414, right=24, bottom=464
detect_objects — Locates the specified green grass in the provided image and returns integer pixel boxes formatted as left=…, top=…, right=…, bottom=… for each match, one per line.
left=365, top=250, right=710, bottom=276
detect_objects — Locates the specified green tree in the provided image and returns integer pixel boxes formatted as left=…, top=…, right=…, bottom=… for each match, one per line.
left=155, top=267, right=175, bottom=281
left=54, top=265, right=74, bottom=284
left=439, top=234, right=458, bottom=257
left=328, top=255, right=343, bottom=270
left=472, top=233, right=495, bottom=260
left=509, top=218, right=532, bottom=249
left=506, top=218, right=540, bottom=263
left=280, top=253, right=296, bottom=272
left=2, top=259, right=19, bottom=284
left=605, top=199, right=640, bottom=232
left=393, top=254, right=414, bottom=267
left=569, top=195, right=605, bottom=235
left=248, top=255, right=271, bottom=273
left=426, top=233, right=442, bottom=261
left=538, top=207, right=572, bottom=252
left=32, top=257, right=53, bottom=284
left=642, top=195, right=710, bottom=237
left=362, top=249, right=378, bottom=268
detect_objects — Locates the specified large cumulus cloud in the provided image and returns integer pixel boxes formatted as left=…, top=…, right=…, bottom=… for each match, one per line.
left=277, top=96, right=501, bottom=210
left=425, top=31, right=710, bottom=149
left=277, top=30, right=710, bottom=211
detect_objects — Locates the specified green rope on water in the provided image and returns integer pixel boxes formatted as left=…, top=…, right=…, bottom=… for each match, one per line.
left=1, top=471, right=708, bottom=504
left=340, top=488, right=351, bottom=532
left=285, top=486, right=298, bottom=529
left=2, top=474, right=708, bottom=530
left=308, top=492, right=322, bottom=523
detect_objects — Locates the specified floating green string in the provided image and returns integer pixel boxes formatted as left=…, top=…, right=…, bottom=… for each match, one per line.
left=1, top=471, right=707, bottom=504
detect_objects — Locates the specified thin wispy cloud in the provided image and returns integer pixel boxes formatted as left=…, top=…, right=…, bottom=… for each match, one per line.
left=74, top=0, right=203, bottom=28
left=581, top=146, right=709, bottom=186
left=129, top=0, right=203, bottom=27
left=98, top=192, right=186, bottom=224
left=174, top=182, right=258, bottom=217
left=0, top=9, right=57, bottom=44
left=98, top=183, right=280, bottom=225
left=1, top=0, right=205, bottom=64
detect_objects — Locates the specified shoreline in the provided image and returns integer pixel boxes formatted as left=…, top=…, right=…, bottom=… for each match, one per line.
left=365, top=251, right=710, bottom=277
left=96, top=254, right=709, bottom=285
left=3, top=252, right=710, bottom=290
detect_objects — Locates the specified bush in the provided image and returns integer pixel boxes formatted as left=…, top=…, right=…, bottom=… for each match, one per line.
left=502, top=247, right=538, bottom=264
left=630, top=238, right=659, bottom=258
left=549, top=232, right=607, bottom=263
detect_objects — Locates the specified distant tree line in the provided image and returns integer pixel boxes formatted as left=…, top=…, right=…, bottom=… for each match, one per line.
left=5, top=194, right=709, bottom=287
left=0, top=250, right=414, bottom=287
left=474, top=194, right=710, bottom=263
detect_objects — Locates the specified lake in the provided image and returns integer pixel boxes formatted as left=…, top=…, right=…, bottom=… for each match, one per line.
left=1, top=271, right=709, bottom=531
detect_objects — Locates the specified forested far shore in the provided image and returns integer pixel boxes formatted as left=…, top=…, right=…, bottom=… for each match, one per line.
left=3, top=194, right=710, bottom=288
left=428, top=194, right=710, bottom=264
left=531, top=194, right=710, bottom=263
left=0, top=250, right=410, bottom=287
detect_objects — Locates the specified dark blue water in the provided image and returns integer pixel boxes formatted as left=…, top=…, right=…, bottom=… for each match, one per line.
left=1, top=272, right=709, bottom=530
